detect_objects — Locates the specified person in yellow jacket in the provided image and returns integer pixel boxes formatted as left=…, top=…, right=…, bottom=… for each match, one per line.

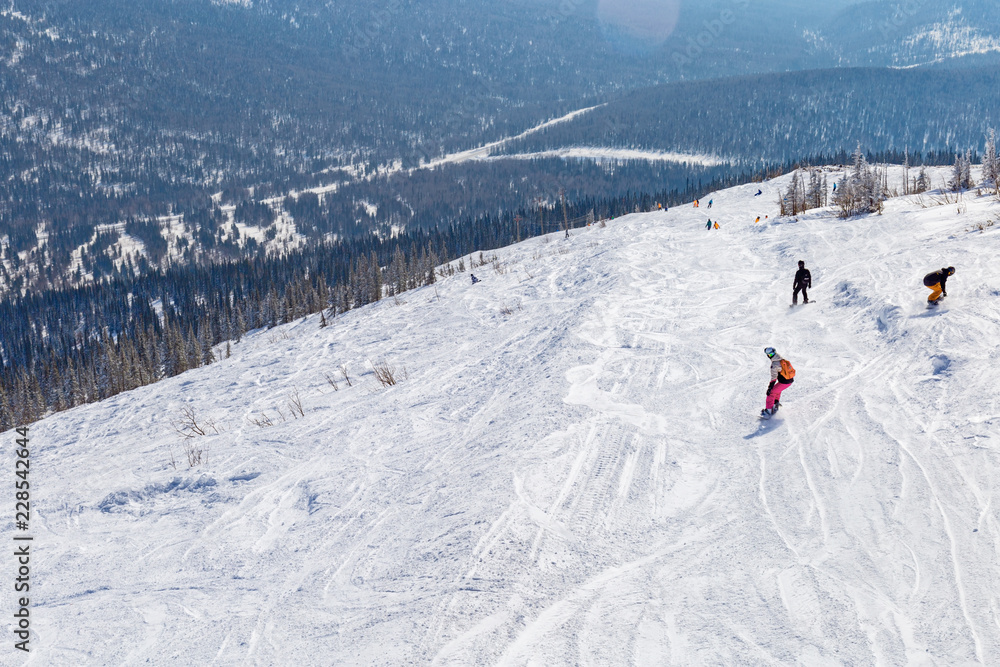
left=923, top=266, right=955, bottom=303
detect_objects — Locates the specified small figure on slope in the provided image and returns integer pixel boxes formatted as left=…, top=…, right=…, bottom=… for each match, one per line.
left=708, top=199, right=714, bottom=209
left=793, top=260, right=811, bottom=305
left=761, top=347, right=795, bottom=419
left=706, top=219, right=712, bottom=230
left=755, top=189, right=763, bottom=197
left=694, top=199, right=700, bottom=208
left=923, top=266, right=954, bottom=304
left=471, top=274, right=481, bottom=285
left=714, top=221, right=720, bottom=230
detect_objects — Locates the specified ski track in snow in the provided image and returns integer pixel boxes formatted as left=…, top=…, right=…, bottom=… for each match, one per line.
left=13, top=167, right=1000, bottom=665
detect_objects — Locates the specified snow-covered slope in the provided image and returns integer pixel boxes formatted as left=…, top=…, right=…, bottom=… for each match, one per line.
left=14, top=168, right=1000, bottom=665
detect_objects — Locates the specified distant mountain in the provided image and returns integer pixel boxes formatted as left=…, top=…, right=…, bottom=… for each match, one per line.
left=818, top=0, right=1000, bottom=67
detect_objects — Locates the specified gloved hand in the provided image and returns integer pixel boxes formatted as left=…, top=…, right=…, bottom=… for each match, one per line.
left=767, top=380, right=776, bottom=396
left=942, top=291, right=947, bottom=297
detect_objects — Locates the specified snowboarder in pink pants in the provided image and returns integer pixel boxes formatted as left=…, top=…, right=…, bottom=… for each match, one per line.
left=761, top=347, right=795, bottom=419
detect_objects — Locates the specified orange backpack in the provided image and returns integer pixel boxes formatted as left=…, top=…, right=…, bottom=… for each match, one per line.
left=780, top=359, right=796, bottom=379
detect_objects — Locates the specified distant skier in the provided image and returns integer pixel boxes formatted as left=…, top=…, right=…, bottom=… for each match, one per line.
left=923, top=266, right=954, bottom=303
left=713, top=221, right=720, bottom=230
left=706, top=219, right=712, bottom=230
left=761, top=347, right=795, bottom=419
left=471, top=274, right=481, bottom=285
left=755, top=189, right=763, bottom=197
left=755, top=216, right=760, bottom=224
left=793, top=260, right=811, bottom=305
left=707, top=199, right=713, bottom=209
left=694, top=199, right=700, bottom=208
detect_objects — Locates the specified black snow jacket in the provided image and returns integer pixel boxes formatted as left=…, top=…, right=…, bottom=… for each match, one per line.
left=794, top=268, right=812, bottom=289
left=923, top=269, right=950, bottom=290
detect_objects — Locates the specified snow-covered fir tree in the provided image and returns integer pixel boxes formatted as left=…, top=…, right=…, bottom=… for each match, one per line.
left=983, top=129, right=999, bottom=187
left=915, top=165, right=931, bottom=193
left=834, top=146, right=886, bottom=217
left=780, top=171, right=805, bottom=216
left=780, top=168, right=828, bottom=216
left=806, top=169, right=828, bottom=210
left=949, top=150, right=974, bottom=192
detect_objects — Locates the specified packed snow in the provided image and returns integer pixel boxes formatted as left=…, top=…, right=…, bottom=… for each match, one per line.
left=487, top=147, right=727, bottom=167
left=11, top=167, right=1000, bottom=665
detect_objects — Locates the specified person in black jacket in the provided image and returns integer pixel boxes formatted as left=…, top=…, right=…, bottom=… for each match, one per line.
left=793, top=260, right=811, bottom=305
left=923, top=266, right=954, bottom=303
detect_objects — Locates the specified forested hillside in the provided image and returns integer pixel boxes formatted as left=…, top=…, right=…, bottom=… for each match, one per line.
left=495, top=66, right=1000, bottom=166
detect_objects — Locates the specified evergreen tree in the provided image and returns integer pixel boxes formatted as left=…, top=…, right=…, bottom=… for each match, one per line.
left=834, top=146, right=885, bottom=217
left=200, top=318, right=216, bottom=366
left=915, top=165, right=931, bottom=193
left=235, top=306, right=246, bottom=343
left=984, top=129, right=999, bottom=187
left=950, top=151, right=974, bottom=191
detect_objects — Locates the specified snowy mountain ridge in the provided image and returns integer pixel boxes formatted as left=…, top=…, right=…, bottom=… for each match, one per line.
left=14, top=166, right=1000, bottom=664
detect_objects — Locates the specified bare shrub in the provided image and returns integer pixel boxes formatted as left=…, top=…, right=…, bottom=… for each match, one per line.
left=370, top=359, right=406, bottom=387
left=969, top=217, right=996, bottom=233
left=929, top=191, right=961, bottom=207
left=174, top=407, right=219, bottom=439
left=340, top=364, right=352, bottom=387
left=288, top=387, right=305, bottom=417
left=184, top=441, right=205, bottom=467
left=499, top=300, right=522, bottom=316
left=248, top=413, right=274, bottom=428
left=325, top=372, right=339, bottom=391
left=492, top=259, right=507, bottom=275
left=267, top=330, right=291, bottom=344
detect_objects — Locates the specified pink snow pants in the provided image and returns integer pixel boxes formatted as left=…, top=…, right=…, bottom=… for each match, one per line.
left=766, top=382, right=791, bottom=410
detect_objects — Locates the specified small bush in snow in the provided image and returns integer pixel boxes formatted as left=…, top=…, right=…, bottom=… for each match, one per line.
left=370, top=359, right=406, bottom=387
left=499, top=300, right=522, bottom=316
left=174, top=407, right=218, bottom=439
left=324, top=372, right=339, bottom=391
left=184, top=442, right=206, bottom=468
left=248, top=413, right=275, bottom=428
left=288, top=387, right=305, bottom=418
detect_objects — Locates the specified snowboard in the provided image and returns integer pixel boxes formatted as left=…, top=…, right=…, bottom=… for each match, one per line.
left=926, top=296, right=946, bottom=309
left=790, top=301, right=816, bottom=308
left=759, top=402, right=781, bottom=420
